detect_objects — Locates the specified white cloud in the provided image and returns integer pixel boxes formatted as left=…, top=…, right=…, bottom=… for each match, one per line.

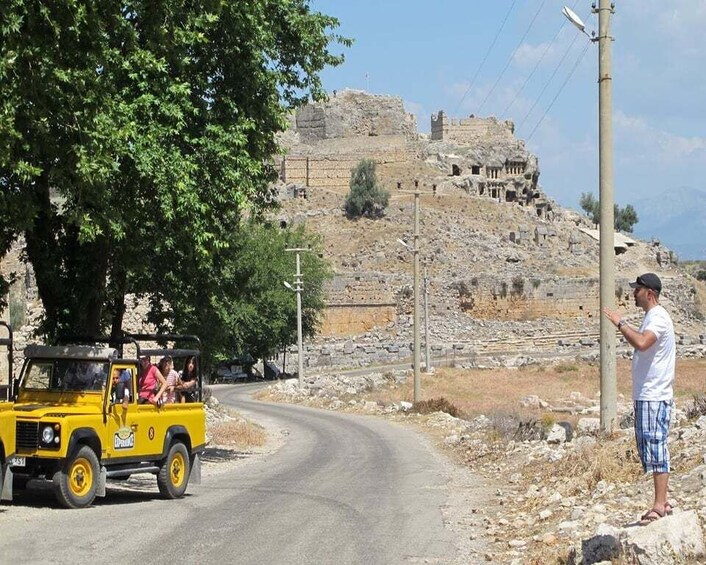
left=615, top=110, right=706, bottom=163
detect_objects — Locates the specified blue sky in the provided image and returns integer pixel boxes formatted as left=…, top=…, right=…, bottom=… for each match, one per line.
left=311, top=0, right=706, bottom=215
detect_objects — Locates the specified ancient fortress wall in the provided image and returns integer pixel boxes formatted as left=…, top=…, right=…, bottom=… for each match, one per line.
left=437, top=276, right=602, bottom=321
left=316, top=272, right=604, bottom=338
left=430, top=111, right=516, bottom=144
left=319, top=274, right=398, bottom=336
left=279, top=149, right=416, bottom=190
left=295, top=89, right=417, bottom=142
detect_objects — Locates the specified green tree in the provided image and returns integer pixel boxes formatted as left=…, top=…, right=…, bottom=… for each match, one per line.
left=0, top=1, right=349, bottom=347
left=615, top=204, right=639, bottom=233
left=149, top=223, right=331, bottom=363
left=579, top=192, right=600, bottom=224
left=344, top=159, right=389, bottom=218
left=579, top=193, right=639, bottom=232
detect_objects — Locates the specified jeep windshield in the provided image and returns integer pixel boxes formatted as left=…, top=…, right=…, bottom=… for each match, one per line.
left=22, top=359, right=109, bottom=393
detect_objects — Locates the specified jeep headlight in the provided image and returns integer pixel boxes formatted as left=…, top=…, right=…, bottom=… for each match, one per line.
left=40, top=423, right=61, bottom=448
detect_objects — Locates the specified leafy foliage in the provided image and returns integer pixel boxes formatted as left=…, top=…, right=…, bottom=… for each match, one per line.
left=579, top=193, right=639, bottom=233
left=344, top=159, right=389, bottom=218
left=149, top=223, right=331, bottom=363
left=0, top=1, right=348, bottom=361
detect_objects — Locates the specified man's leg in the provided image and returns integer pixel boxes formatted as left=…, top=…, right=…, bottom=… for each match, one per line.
left=653, top=472, right=669, bottom=513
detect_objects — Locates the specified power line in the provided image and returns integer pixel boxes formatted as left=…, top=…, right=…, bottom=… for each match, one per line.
left=515, top=27, right=583, bottom=131
left=454, top=0, right=519, bottom=115
left=526, top=40, right=592, bottom=142
left=501, top=0, right=581, bottom=120
left=477, top=0, right=549, bottom=115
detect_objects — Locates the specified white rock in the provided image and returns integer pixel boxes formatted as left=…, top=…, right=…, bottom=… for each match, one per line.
left=577, top=417, right=601, bottom=435
left=546, top=424, right=567, bottom=444
left=621, top=510, right=705, bottom=564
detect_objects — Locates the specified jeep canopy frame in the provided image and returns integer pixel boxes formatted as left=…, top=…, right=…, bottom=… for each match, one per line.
left=55, top=333, right=204, bottom=402
left=0, top=321, right=13, bottom=401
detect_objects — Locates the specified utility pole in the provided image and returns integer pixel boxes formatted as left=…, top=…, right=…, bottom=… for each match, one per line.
left=597, top=0, right=617, bottom=433
left=423, top=265, right=431, bottom=373
left=413, top=181, right=421, bottom=402
left=563, top=2, right=617, bottom=433
left=285, top=248, right=307, bottom=387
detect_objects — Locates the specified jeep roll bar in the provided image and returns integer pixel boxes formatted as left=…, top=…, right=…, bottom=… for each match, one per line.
left=124, top=334, right=203, bottom=403
left=57, top=333, right=204, bottom=402
left=0, top=321, right=12, bottom=402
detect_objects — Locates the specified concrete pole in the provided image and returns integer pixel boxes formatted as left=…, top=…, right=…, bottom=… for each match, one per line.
left=295, top=251, right=304, bottom=387
left=413, top=184, right=421, bottom=402
left=597, top=0, right=617, bottom=432
left=423, top=265, right=431, bottom=372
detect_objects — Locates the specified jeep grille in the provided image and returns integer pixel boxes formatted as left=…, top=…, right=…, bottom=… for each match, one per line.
left=16, top=421, right=39, bottom=450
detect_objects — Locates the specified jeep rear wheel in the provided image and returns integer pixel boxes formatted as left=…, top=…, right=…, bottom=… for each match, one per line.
left=157, top=442, right=190, bottom=499
left=53, top=445, right=99, bottom=509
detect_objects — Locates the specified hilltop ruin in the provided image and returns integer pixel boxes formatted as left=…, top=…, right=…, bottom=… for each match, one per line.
left=274, top=89, right=705, bottom=370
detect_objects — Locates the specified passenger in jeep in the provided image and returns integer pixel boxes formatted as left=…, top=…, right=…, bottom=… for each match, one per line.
left=178, top=355, right=199, bottom=403
left=111, top=368, right=132, bottom=409
left=137, top=356, right=168, bottom=406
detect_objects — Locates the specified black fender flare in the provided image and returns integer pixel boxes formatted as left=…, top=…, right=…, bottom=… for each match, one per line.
left=67, top=428, right=102, bottom=461
left=161, top=425, right=191, bottom=458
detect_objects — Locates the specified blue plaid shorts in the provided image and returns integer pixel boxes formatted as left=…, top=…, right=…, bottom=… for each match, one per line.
left=634, top=400, right=672, bottom=474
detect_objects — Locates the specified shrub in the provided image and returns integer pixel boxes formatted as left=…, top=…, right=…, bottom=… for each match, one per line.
left=411, top=397, right=463, bottom=418
left=511, top=276, right=524, bottom=296
left=344, top=159, right=389, bottom=218
left=685, top=394, right=706, bottom=419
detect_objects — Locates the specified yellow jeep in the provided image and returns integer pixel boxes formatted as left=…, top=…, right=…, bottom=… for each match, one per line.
left=0, top=321, right=15, bottom=501
left=8, top=334, right=206, bottom=509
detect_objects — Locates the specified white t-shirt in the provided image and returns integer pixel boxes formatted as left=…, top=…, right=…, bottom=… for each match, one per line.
left=631, top=304, right=675, bottom=401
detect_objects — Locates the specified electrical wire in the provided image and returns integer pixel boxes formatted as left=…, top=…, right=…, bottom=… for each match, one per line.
left=454, top=0, right=519, bottom=115
left=526, top=39, right=592, bottom=142
left=501, top=0, right=581, bottom=120
left=515, top=27, right=583, bottom=132
left=477, top=0, right=548, bottom=115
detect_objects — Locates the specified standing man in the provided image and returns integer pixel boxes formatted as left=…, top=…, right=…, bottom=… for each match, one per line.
left=604, top=272, right=676, bottom=525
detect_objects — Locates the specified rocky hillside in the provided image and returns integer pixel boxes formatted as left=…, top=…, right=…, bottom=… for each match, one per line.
left=272, top=91, right=706, bottom=363
left=277, top=165, right=706, bottom=348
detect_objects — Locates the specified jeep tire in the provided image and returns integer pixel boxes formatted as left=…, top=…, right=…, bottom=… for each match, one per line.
left=157, top=441, right=190, bottom=499
left=53, top=445, right=99, bottom=509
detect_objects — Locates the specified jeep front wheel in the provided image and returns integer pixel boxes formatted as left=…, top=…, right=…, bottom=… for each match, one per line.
left=157, top=442, right=190, bottom=499
left=53, top=445, right=99, bottom=509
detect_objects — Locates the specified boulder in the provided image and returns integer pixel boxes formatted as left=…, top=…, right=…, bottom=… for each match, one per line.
left=621, top=510, right=705, bottom=564
left=582, top=511, right=705, bottom=565
left=546, top=423, right=567, bottom=444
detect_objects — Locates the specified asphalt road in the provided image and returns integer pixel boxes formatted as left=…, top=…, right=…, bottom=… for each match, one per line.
left=0, top=383, right=459, bottom=564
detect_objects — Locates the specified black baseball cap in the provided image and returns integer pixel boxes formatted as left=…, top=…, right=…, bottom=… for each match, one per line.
left=629, top=273, right=662, bottom=294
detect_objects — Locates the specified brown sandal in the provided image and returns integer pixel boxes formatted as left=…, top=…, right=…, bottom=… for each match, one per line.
left=639, top=507, right=664, bottom=526
left=665, top=501, right=674, bottom=515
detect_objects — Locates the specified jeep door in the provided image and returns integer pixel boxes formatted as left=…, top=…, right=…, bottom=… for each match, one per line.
left=105, top=365, right=139, bottom=460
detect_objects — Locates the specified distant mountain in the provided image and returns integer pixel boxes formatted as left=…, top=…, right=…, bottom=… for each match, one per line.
left=631, top=186, right=706, bottom=260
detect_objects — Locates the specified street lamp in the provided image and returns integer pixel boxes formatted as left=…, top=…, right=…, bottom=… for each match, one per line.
left=564, top=1, right=617, bottom=433
left=284, top=248, right=307, bottom=387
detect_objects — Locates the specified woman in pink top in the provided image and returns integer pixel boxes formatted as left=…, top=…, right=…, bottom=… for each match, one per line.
left=157, top=356, right=180, bottom=404
left=138, top=356, right=168, bottom=405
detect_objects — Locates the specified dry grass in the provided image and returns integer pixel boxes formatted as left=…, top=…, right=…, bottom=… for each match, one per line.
left=366, top=358, right=706, bottom=422
left=534, top=434, right=642, bottom=497
left=210, top=418, right=267, bottom=448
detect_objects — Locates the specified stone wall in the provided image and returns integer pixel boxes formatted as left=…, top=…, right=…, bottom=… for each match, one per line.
left=431, top=111, right=516, bottom=144
left=319, top=274, right=399, bottom=335
left=440, top=276, right=601, bottom=321
left=279, top=150, right=415, bottom=191
left=295, top=89, right=417, bottom=142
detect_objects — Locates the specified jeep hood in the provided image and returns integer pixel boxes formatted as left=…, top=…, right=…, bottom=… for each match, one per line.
left=13, top=403, right=101, bottom=418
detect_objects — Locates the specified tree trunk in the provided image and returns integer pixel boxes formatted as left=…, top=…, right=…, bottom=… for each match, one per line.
left=23, top=172, right=64, bottom=336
